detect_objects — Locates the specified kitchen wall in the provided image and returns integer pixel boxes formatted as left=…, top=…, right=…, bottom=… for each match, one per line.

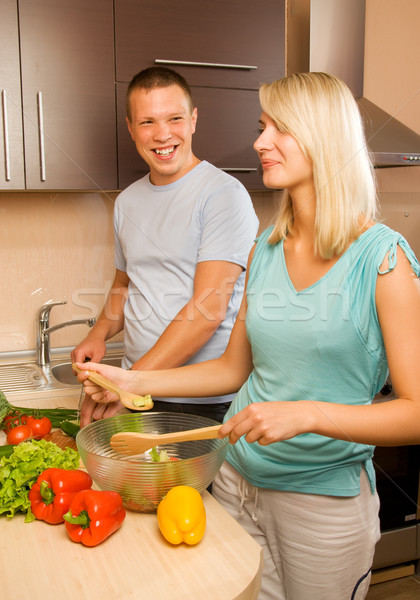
left=0, top=191, right=119, bottom=353
left=364, top=0, right=420, bottom=260
left=0, top=0, right=418, bottom=356
left=364, top=0, right=420, bottom=134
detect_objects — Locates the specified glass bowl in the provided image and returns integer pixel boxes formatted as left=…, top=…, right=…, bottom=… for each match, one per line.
left=76, top=412, right=229, bottom=512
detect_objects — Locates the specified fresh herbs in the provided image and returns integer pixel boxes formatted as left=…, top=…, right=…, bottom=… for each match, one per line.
left=0, top=390, right=78, bottom=428
left=0, top=439, right=80, bottom=522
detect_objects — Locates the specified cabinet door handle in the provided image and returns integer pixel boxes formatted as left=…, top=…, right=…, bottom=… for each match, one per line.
left=155, top=59, right=257, bottom=70
left=1, top=90, right=11, bottom=181
left=221, top=168, right=258, bottom=173
left=37, top=92, right=46, bottom=181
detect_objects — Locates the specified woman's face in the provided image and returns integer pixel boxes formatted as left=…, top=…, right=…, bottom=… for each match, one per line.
left=254, top=112, right=313, bottom=196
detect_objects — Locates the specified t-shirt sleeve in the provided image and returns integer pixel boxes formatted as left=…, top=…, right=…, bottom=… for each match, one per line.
left=113, top=199, right=127, bottom=272
left=197, top=181, right=259, bottom=269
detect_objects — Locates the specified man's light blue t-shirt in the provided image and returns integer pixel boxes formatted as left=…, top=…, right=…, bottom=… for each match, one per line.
left=114, top=160, right=259, bottom=403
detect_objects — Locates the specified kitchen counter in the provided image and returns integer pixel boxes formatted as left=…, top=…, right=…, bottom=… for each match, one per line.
left=0, top=392, right=263, bottom=600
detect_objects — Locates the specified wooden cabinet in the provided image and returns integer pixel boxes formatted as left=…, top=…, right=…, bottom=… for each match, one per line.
left=1, top=0, right=117, bottom=190
left=1, top=0, right=286, bottom=191
left=0, top=0, right=25, bottom=189
left=115, top=0, right=285, bottom=190
left=115, top=0, right=285, bottom=90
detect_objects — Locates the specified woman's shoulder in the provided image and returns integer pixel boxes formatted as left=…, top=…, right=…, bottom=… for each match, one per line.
left=251, top=225, right=278, bottom=261
left=353, top=222, right=401, bottom=253
left=354, top=222, right=420, bottom=277
left=247, top=226, right=279, bottom=288
left=256, top=225, right=276, bottom=245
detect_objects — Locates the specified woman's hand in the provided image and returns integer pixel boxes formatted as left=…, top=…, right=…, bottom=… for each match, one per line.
left=219, top=401, right=314, bottom=446
left=76, top=362, right=137, bottom=427
left=75, top=362, right=135, bottom=398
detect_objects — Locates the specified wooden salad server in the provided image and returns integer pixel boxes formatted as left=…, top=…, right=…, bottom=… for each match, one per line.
left=110, top=425, right=222, bottom=456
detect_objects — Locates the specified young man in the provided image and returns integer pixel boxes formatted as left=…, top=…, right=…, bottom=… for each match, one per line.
left=72, top=67, right=258, bottom=426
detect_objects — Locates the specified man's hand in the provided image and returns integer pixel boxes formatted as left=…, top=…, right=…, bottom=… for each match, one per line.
left=71, top=334, right=107, bottom=365
left=80, top=393, right=123, bottom=427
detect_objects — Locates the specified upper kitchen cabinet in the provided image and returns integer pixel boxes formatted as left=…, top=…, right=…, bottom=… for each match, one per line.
left=0, top=0, right=25, bottom=189
left=115, top=0, right=285, bottom=89
left=114, top=0, right=285, bottom=190
left=1, top=0, right=117, bottom=190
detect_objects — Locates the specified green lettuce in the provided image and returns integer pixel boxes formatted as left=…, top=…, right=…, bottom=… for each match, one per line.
left=150, top=446, right=170, bottom=463
left=0, top=439, right=80, bottom=522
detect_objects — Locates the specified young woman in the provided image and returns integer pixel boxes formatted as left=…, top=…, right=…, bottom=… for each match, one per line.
left=77, top=73, right=420, bottom=600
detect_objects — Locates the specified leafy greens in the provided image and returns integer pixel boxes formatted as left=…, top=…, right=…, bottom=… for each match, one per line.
left=0, top=439, right=80, bottom=522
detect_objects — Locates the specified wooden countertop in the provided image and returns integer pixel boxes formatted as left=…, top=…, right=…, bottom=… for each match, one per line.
left=0, top=393, right=263, bottom=600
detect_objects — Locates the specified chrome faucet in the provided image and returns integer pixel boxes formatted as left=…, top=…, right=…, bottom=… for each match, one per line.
left=37, top=300, right=96, bottom=367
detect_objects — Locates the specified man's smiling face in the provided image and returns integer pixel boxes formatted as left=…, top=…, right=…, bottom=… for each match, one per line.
left=126, top=84, right=198, bottom=186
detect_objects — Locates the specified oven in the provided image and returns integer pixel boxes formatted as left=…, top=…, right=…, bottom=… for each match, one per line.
left=372, top=383, right=420, bottom=569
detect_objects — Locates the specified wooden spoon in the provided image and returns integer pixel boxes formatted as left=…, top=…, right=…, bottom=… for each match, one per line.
left=110, top=424, right=222, bottom=456
left=72, top=363, right=154, bottom=411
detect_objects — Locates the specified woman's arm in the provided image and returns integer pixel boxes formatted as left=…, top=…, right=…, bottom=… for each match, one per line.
left=77, top=247, right=256, bottom=407
left=78, top=295, right=252, bottom=401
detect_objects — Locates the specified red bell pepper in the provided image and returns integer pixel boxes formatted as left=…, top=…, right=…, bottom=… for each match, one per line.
left=28, top=468, right=93, bottom=524
left=63, top=489, right=126, bottom=547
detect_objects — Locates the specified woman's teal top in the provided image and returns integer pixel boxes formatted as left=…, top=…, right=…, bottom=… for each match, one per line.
left=225, top=223, right=420, bottom=496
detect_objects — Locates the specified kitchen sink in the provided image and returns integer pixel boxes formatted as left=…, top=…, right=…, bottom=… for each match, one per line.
left=0, top=363, right=49, bottom=394
left=0, top=355, right=123, bottom=395
left=51, top=357, right=122, bottom=385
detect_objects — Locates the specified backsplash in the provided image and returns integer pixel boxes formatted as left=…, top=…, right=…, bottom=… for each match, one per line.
left=0, top=191, right=118, bottom=354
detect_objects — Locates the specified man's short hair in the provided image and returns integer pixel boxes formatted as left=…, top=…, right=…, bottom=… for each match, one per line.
left=126, top=66, right=194, bottom=120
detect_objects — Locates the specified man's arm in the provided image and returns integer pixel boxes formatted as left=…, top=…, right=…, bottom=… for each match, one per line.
left=71, top=269, right=129, bottom=364
left=130, top=260, right=243, bottom=370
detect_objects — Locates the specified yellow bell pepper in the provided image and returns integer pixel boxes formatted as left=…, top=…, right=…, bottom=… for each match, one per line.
left=157, top=485, right=206, bottom=546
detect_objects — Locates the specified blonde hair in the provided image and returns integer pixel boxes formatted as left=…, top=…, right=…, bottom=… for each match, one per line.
left=259, top=72, right=378, bottom=258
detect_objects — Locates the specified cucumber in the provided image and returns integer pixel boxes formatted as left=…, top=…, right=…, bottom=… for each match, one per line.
left=0, top=445, right=15, bottom=458
left=59, top=421, right=80, bottom=439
